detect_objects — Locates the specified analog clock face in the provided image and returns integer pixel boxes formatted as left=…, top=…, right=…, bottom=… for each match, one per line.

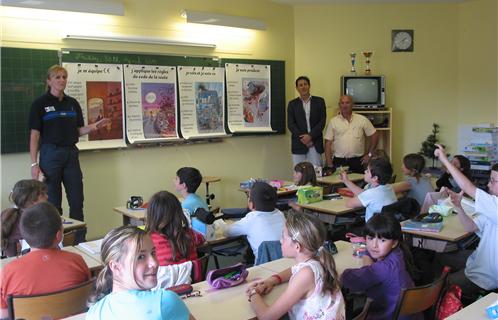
left=392, top=30, right=414, bottom=52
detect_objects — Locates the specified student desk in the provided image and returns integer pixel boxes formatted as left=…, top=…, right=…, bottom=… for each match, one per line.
left=0, top=246, right=102, bottom=273
left=113, top=206, right=145, bottom=225
left=317, top=173, right=364, bottom=186
left=446, top=292, right=498, bottom=320
left=185, top=240, right=360, bottom=320
left=239, top=181, right=297, bottom=197
left=258, top=240, right=359, bottom=276
left=297, top=197, right=358, bottom=224
left=62, top=217, right=86, bottom=232
left=401, top=213, right=472, bottom=242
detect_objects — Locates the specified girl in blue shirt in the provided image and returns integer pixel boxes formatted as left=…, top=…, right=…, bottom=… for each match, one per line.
left=86, top=226, right=195, bottom=320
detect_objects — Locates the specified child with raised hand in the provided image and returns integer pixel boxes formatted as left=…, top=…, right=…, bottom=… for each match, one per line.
left=340, top=157, right=397, bottom=221
left=1, top=179, right=47, bottom=257
left=145, top=191, right=205, bottom=266
left=341, top=213, right=419, bottom=320
left=436, top=154, right=472, bottom=192
left=392, top=153, right=434, bottom=205
left=87, top=226, right=195, bottom=320
left=246, top=211, right=345, bottom=320
left=433, top=144, right=498, bottom=303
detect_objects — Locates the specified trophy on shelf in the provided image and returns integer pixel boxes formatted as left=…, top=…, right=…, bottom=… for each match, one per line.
left=362, top=51, right=373, bottom=75
left=349, top=52, right=356, bottom=74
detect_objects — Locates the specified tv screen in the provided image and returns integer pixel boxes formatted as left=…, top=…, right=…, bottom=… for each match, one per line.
left=341, top=76, right=385, bottom=108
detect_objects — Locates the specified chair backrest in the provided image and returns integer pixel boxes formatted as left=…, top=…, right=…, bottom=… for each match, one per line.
left=255, top=241, right=282, bottom=265
left=191, top=254, right=211, bottom=283
left=392, top=271, right=449, bottom=319
left=381, top=197, right=420, bottom=221
left=8, top=278, right=95, bottom=320
left=62, top=230, right=77, bottom=247
left=352, top=298, right=373, bottom=320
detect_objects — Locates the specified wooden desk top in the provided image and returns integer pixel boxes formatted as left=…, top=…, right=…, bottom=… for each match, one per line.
left=298, top=197, right=357, bottom=216
left=258, top=241, right=360, bottom=276
left=401, top=213, right=472, bottom=242
left=447, top=292, right=498, bottom=320
left=317, top=173, right=364, bottom=185
left=203, top=176, right=221, bottom=184
left=239, top=181, right=297, bottom=197
left=113, top=206, right=146, bottom=220
left=0, top=246, right=102, bottom=272
left=62, top=217, right=86, bottom=232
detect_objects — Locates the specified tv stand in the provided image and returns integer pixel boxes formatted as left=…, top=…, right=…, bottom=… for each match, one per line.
left=355, top=108, right=392, bottom=160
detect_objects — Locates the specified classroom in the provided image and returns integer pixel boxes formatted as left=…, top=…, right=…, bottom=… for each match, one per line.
left=1, top=0, right=497, bottom=319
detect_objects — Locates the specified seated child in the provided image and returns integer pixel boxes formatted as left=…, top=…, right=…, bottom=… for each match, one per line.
left=87, top=226, right=194, bottom=319
left=145, top=190, right=205, bottom=283
left=340, top=158, right=397, bottom=221
left=433, top=145, right=498, bottom=302
left=246, top=211, right=345, bottom=320
left=0, top=202, right=90, bottom=318
left=174, top=167, right=214, bottom=240
left=224, top=182, right=285, bottom=259
left=436, top=154, right=472, bottom=193
left=392, top=153, right=434, bottom=206
left=1, top=179, right=47, bottom=257
left=341, top=213, right=419, bottom=320
left=285, top=161, right=317, bottom=211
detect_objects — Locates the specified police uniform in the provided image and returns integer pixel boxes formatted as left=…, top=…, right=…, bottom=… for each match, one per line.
left=29, top=91, right=85, bottom=221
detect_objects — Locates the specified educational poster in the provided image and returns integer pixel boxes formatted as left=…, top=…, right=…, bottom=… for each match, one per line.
left=63, top=63, right=126, bottom=150
left=177, top=66, right=227, bottom=139
left=225, top=63, right=272, bottom=133
left=123, top=65, right=179, bottom=143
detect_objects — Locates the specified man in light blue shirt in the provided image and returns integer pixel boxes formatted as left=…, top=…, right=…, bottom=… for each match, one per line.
left=174, top=167, right=215, bottom=240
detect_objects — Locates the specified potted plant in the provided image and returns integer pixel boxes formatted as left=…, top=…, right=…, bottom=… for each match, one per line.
left=419, top=123, right=446, bottom=175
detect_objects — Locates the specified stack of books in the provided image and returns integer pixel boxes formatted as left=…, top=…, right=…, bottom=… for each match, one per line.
left=402, top=221, right=443, bottom=233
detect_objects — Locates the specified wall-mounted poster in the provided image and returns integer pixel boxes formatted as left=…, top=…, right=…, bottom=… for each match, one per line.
left=178, top=66, right=227, bottom=139
left=63, top=63, right=126, bottom=150
left=123, top=65, right=179, bottom=143
left=225, top=63, right=272, bottom=133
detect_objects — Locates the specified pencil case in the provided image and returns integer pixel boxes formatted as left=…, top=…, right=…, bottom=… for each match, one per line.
left=206, top=263, right=248, bottom=289
left=165, top=284, right=193, bottom=296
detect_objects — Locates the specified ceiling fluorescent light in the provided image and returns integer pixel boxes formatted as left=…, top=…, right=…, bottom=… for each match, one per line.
left=64, top=35, right=216, bottom=48
left=182, top=10, right=266, bottom=30
left=2, top=0, right=125, bottom=16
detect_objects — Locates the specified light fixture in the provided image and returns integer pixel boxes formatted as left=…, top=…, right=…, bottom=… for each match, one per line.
left=1, top=0, right=125, bottom=16
left=64, top=34, right=216, bottom=48
left=182, top=10, right=266, bottom=30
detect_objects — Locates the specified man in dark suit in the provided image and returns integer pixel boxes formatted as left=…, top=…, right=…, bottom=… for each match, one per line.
left=287, top=76, right=326, bottom=167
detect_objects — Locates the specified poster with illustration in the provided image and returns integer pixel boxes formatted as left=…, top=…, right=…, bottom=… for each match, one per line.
left=178, top=66, right=226, bottom=139
left=225, top=63, right=272, bottom=133
left=123, top=65, right=179, bottom=143
left=63, top=63, right=126, bottom=150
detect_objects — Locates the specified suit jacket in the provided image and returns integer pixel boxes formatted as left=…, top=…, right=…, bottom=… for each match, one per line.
left=287, top=95, right=326, bottom=154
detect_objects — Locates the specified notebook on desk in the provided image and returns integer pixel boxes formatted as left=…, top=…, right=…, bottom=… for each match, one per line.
left=78, top=239, right=103, bottom=255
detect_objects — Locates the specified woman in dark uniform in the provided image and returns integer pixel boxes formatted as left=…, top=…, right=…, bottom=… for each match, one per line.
left=29, top=65, right=109, bottom=226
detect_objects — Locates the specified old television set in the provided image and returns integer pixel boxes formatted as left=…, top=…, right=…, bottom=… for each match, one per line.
left=341, top=75, right=385, bottom=109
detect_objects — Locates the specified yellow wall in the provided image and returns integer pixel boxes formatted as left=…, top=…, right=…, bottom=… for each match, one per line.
left=0, top=0, right=295, bottom=239
left=293, top=0, right=497, bottom=176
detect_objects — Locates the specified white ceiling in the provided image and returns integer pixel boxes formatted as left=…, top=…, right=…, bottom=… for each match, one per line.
left=271, top=0, right=466, bottom=4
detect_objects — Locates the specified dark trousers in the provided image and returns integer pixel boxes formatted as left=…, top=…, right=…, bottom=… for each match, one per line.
left=40, top=144, right=84, bottom=222
left=434, top=249, right=484, bottom=304
left=334, top=156, right=364, bottom=174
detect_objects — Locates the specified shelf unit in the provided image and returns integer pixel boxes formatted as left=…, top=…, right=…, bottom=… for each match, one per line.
left=355, top=108, right=392, bottom=160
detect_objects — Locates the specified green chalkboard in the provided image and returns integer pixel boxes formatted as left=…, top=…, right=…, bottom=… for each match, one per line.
left=1, top=47, right=60, bottom=154
left=221, top=58, right=286, bottom=135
